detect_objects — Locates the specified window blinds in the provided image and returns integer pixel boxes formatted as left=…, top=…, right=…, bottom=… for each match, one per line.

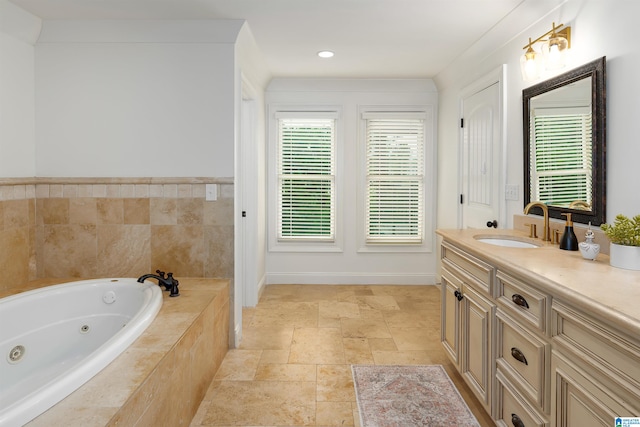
left=365, top=116, right=425, bottom=243
left=277, top=117, right=335, bottom=241
left=530, top=109, right=592, bottom=207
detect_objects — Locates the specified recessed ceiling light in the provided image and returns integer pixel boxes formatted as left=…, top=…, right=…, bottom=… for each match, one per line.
left=317, top=50, right=335, bottom=58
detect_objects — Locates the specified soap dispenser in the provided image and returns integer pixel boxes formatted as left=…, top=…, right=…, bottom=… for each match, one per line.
left=579, top=222, right=600, bottom=260
left=559, top=213, right=579, bottom=251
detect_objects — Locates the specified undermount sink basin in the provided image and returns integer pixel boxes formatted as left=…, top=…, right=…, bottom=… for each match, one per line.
left=474, top=235, right=541, bottom=249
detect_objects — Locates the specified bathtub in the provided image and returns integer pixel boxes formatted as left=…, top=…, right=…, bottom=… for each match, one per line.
left=0, top=278, right=163, bottom=427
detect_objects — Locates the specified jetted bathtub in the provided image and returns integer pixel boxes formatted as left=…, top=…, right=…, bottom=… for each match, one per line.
left=0, top=278, right=163, bottom=426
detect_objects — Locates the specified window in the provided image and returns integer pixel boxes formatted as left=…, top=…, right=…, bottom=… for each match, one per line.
left=530, top=107, right=592, bottom=207
left=277, top=114, right=336, bottom=241
left=363, top=113, right=425, bottom=244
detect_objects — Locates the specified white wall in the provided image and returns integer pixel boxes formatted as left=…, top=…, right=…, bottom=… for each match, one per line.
left=0, top=0, right=40, bottom=177
left=33, top=20, right=243, bottom=178
left=265, top=79, right=438, bottom=285
left=233, top=23, right=270, bottom=342
left=435, top=0, right=640, bottom=231
left=235, top=23, right=270, bottom=304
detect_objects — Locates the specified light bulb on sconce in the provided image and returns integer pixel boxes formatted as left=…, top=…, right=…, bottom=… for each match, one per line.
left=520, top=38, right=542, bottom=81
left=543, top=25, right=570, bottom=70
left=520, top=22, right=571, bottom=81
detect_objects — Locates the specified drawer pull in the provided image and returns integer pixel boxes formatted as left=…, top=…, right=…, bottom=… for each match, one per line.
left=454, top=290, right=464, bottom=301
left=511, top=347, right=528, bottom=365
left=511, top=413, right=525, bottom=427
left=511, top=293, right=529, bottom=309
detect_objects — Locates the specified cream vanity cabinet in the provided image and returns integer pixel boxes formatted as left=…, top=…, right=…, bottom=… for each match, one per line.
left=441, top=241, right=496, bottom=415
left=551, top=301, right=640, bottom=426
left=439, top=237, right=640, bottom=427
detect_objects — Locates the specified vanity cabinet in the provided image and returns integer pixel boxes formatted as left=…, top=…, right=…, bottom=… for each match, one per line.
left=438, top=236, right=640, bottom=427
left=441, top=242, right=495, bottom=415
left=551, top=300, right=640, bottom=426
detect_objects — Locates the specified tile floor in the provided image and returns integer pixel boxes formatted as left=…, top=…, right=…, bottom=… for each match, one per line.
left=190, top=284, right=495, bottom=426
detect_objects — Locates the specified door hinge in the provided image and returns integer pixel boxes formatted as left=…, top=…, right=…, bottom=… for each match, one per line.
left=242, top=211, right=247, bottom=217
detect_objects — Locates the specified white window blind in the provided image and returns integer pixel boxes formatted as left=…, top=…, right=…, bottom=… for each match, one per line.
left=277, top=116, right=336, bottom=241
left=365, top=114, right=425, bottom=244
left=530, top=107, right=592, bottom=207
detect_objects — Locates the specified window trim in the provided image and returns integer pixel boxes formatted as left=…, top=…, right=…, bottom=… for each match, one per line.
left=268, top=106, right=343, bottom=253
left=356, top=107, right=435, bottom=253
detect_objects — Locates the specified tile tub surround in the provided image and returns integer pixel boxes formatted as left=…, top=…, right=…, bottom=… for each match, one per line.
left=0, top=178, right=233, bottom=292
left=0, top=196, right=37, bottom=289
left=0, top=277, right=230, bottom=427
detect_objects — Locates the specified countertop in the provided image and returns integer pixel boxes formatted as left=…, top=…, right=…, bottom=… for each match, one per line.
left=436, top=228, right=640, bottom=338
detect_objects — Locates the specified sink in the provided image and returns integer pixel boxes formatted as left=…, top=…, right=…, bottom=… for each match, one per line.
left=474, top=235, right=541, bottom=248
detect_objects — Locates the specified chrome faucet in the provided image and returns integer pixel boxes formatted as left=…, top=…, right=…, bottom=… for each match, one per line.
left=524, top=201, right=550, bottom=241
left=137, top=270, right=180, bottom=297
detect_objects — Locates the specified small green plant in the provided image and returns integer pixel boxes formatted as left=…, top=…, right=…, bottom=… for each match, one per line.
left=601, top=214, right=640, bottom=246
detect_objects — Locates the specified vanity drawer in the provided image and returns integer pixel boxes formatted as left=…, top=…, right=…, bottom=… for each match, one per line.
left=497, top=309, right=550, bottom=414
left=441, top=242, right=493, bottom=294
left=495, top=369, right=548, bottom=427
left=496, top=270, right=549, bottom=335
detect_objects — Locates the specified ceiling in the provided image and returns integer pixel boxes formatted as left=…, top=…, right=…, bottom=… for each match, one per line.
left=9, top=0, right=556, bottom=78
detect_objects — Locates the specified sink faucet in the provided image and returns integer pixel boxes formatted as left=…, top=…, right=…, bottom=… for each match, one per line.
left=137, top=270, right=180, bottom=297
left=569, top=200, right=591, bottom=210
left=524, top=201, right=550, bottom=242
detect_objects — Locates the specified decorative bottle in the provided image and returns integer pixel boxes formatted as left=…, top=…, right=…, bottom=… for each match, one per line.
left=579, top=222, right=600, bottom=260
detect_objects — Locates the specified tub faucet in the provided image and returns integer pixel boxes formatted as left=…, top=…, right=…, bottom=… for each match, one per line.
left=137, top=270, right=180, bottom=297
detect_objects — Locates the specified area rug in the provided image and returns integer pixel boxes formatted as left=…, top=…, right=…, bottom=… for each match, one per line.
left=351, top=365, right=480, bottom=427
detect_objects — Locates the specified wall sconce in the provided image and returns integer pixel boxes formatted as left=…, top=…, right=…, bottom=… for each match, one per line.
left=520, top=22, right=571, bottom=81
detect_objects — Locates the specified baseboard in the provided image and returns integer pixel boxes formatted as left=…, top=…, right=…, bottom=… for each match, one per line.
left=265, top=272, right=436, bottom=285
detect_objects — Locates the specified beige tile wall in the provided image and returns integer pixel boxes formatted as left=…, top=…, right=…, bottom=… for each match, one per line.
left=0, top=179, right=233, bottom=292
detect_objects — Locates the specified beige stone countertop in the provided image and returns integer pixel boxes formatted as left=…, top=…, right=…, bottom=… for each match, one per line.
left=437, top=228, right=640, bottom=338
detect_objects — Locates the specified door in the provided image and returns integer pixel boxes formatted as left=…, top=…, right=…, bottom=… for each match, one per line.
left=441, top=268, right=461, bottom=365
left=460, top=66, right=505, bottom=229
left=461, top=284, right=494, bottom=410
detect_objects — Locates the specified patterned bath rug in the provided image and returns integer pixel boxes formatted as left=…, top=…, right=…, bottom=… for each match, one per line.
left=351, top=364, right=480, bottom=427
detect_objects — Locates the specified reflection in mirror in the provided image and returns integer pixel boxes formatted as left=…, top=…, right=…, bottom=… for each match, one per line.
left=529, top=77, right=592, bottom=208
left=523, top=57, right=606, bottom=225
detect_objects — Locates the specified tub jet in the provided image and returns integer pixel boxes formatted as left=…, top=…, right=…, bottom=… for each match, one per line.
left=8, top=345, right=25, bottom=364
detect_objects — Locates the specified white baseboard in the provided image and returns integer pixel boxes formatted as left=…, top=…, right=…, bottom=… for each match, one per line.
left=233, top=322, right=242, bottom=348
left=265, top=272, right=436, bottom=285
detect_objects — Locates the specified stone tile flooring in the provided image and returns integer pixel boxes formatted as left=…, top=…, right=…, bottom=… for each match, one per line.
left=190, top=284, right=495, bottom=426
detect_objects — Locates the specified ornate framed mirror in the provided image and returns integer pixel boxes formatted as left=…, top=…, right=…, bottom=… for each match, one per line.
left=523, top=56, right=606, bottom=225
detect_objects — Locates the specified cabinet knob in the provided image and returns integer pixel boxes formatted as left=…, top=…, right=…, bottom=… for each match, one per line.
left=511, top=347, right=528, bottom=365
left=454, top=290, right=464, bottom=301
left=511, top=293, right=529, bottom=309
left=511, top=413, right=525, bottom=427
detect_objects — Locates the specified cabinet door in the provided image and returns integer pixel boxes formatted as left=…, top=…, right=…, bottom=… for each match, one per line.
left=441, top=268, right=461, bottom=365
left=552, top=352, right=639, bottom=427
left=461, top=283, right=495, bottom=410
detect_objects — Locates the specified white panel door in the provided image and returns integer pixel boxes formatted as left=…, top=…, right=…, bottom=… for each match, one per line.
left=460, top=71, right=503, bottom=229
